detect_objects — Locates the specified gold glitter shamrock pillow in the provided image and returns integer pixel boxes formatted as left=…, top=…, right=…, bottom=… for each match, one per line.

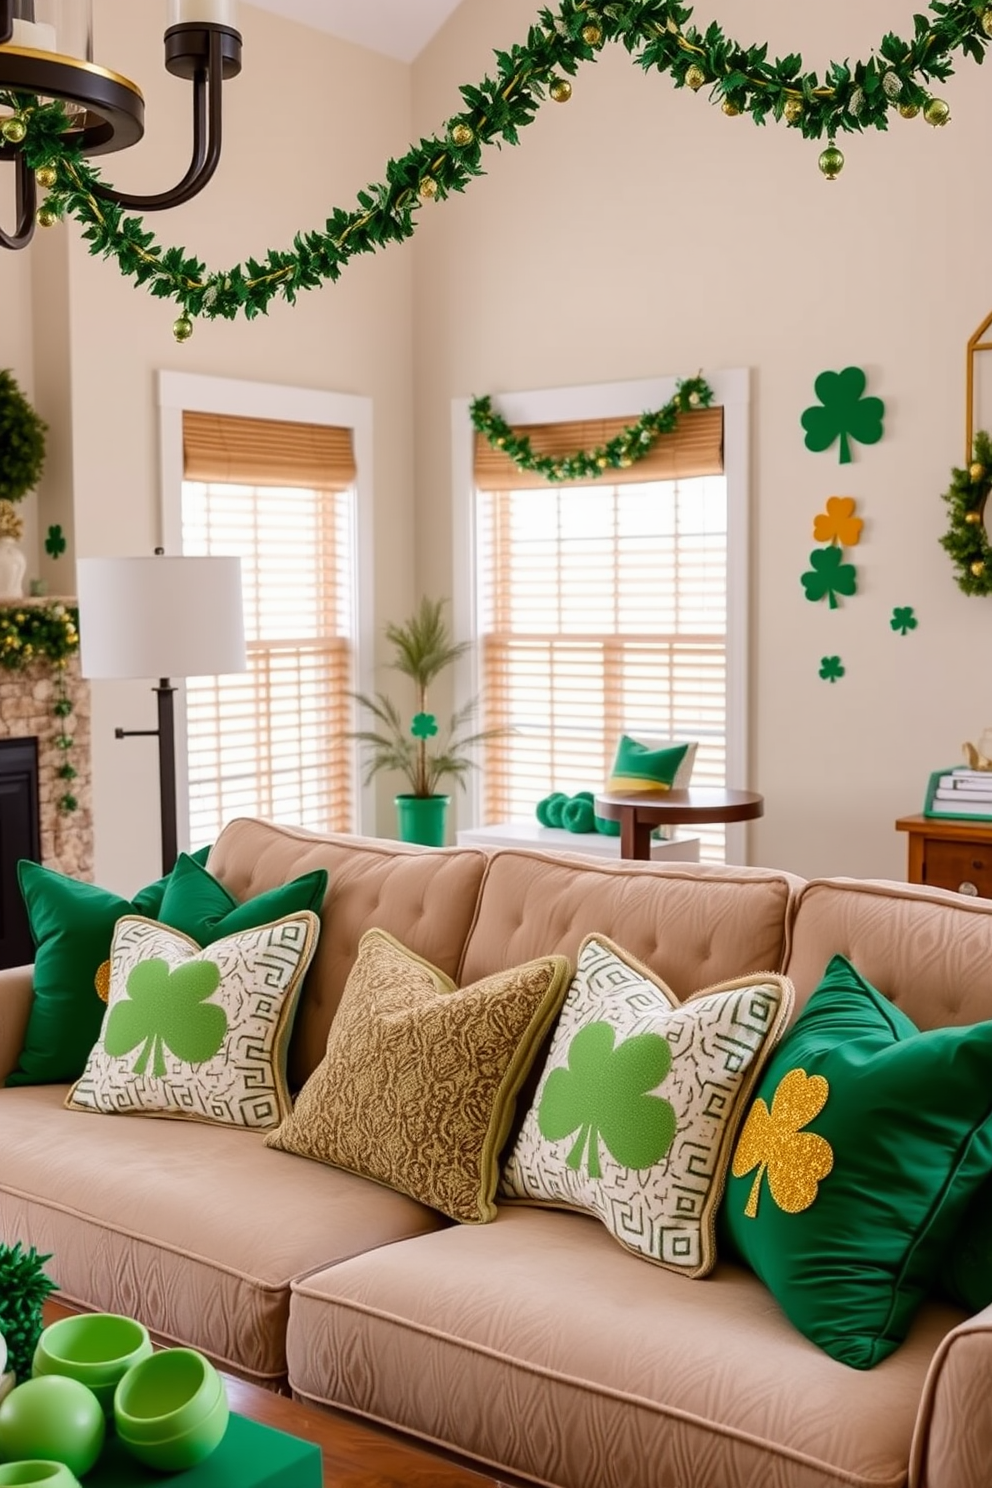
left=500, top=935, right=794, bottom=1277
left=721, top=953, right=992, bottom=1369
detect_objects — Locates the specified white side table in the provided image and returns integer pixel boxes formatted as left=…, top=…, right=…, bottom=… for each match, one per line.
left=456, top=822, right=701, bottom=862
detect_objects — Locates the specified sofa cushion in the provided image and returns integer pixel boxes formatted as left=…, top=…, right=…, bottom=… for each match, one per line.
left=722, top=954, right=992, bottom=1369
left=500, top=935, right=793, bottom=1276
left=204, top=820, right=490, bottom=1088
left=66, top=912, right=320, bottom=1131
left=286, top=1205, right=963, bottom=1488
left=0, top=1085, right=446, bottom=1386
left=266, top=929, right=572, bottom=1223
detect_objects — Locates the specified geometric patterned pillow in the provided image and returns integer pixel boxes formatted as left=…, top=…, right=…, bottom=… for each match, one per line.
left=500, top=934, right=793, bottom=1277
left=65, top=912, right=320, bottom=1131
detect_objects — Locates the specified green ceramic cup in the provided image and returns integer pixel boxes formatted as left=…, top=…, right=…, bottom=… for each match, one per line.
left=0, top=1464, right=82, bottom=1487
left=113, top=1349, right=229, bottom=1472
left=0, top=1376, right=105, bottom=1478
left=33, top=1313, right=152, bottom=1415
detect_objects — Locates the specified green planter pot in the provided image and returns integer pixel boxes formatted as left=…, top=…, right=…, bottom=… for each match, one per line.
left=395, top=795, right=450, bottom=847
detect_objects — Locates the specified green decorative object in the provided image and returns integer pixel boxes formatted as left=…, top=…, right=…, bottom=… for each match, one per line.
left=890, top=606, right=918, bottom=635
left=940, top=431, right=992, bottom=595
left=32, top=1313, right=152, bottom=1416
left=44, top=524, right=66, bottom=558
left=472, top=377, right=714, bottom=482
left=410, top=711, right=438, bottom=740
left=819, top=656, right=845, bottom=683
left=9, top=4, right=991, bottom=330
left=801, top=547, right=858, bottom=608
left=105, top=959, right=226, bottom=1077
left=394, top=793, right=450, bottom=847
left=0, top=1375, right=104, bottom=1477
left=801, top=368, right=885, bottom=464
left=721, top=954, right=992, bottom=1369
left=0, top=602, right=80, bottom=813
left=560, top=794, right=596, bottom=833
left=0, top=371, right=47, bottom=505
left=0, top=1242, right=58, bottom=1384
left=536, top=792, right=569, bottom=827
left=606, top=736, right=690, bottom=794
left=538, top=1021, right=676, bottom=1179
left=113, top=1349, right=228, bottom=1472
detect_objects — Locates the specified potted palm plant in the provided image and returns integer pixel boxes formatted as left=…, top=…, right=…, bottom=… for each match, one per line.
left=351, top=596, right=500, bottom=846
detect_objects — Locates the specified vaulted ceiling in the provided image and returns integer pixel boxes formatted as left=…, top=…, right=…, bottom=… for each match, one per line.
left=248, top=0, right=464, bottom=63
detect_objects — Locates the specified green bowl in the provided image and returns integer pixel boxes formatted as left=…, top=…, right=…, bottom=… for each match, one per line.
left=0, top=1464, right=82, bottom=1487
left=0, top=1376, right=105, bottom=1478
left=33, top=1314, right=152, bottom=1415
left=113, top=1350, right=228, bottom=1471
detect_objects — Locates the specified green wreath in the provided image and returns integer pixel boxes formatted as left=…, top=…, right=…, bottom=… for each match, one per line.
left=940, top=431, right=992, bottom=595
left=471, top=375, right=714, bottom=480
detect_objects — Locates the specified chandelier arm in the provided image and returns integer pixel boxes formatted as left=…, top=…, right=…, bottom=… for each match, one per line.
left=0, top=149, right=36, bottom=250
left=87, top=30, right=224, bottom=212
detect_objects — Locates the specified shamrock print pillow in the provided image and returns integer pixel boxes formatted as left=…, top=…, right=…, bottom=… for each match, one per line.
left=500, top=935, right=793, bottom=1277
left=67, top=912, right=320, bottom=1131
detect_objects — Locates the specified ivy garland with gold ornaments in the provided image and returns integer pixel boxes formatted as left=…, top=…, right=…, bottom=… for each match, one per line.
left=1, top=0, right=989, bottom=337
left=0, top=602, right=80, bottom=814
left=940, top=432, right=992, bottom=594
left=471, top=375, right=714, bottom=480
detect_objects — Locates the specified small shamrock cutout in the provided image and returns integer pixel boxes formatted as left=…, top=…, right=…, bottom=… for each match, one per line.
left=819, top=656, right=845, bottom=683
left=890, top=606, right=918, bottom=636
left=801, top=547, right=857, bottom=608
left=801, top=367, right=885, bottom=465
left=732, top=1067, right=834, bottom=1218
left=410, top=712, right=438, bottom=740
left=104, top=958, right=226, bottom=1078
left=812, top=497, right=863, bottom=548
left=44, top=524, right=66, bottom=558
left=538, top=1021, right=676, bottom=1179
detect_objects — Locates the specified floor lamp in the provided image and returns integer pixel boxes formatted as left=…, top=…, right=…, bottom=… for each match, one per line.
left=76, top=552, right=246, bottom=876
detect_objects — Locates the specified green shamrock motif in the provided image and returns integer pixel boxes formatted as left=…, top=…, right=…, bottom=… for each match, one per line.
left=800, top=367, right=885, bottom=466
left=801, top=547, right=857, bottom=609
left=410, top=711, right=438, bottom=740
left=890, top=606, right=918, bottom=636
left=538, top=1021, right=676, bottom=1180
left=819, top=656, right=845, bottom=683
left=44, top=524, right=66, bottom=558
left=104, top=958, right=226, bottom=1078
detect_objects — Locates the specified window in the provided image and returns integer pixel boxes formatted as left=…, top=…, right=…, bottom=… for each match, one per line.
left=457, top=373, right=749, bottom=863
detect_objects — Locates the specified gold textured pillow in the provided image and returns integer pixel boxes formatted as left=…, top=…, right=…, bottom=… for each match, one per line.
left=265, top=928, right=572, bottom=1223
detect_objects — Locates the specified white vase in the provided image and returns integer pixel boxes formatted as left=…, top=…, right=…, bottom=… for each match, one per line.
left=0, top=537, right=26, bottom=600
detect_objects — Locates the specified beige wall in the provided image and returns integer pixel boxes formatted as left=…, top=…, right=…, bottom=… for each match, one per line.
left=411, top=0, right=992, bottom=881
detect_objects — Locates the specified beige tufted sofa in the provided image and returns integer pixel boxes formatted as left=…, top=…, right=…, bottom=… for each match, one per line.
left=2, top=815, right=992, bottom=1488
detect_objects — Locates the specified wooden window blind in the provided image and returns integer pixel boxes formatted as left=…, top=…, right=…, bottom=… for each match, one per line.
left=181, top=413, right=355, bottom=846
left=183, top=412, right=357, bottom=491
left=476, top=417, right=728, bottom=861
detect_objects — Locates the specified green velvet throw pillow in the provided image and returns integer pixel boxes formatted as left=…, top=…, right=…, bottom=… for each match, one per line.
left=939, top=1179, right=992, bottom=1314
left=8, top=850, right=327, bottom=1088
left=721, top=954, right=992, bottom=1369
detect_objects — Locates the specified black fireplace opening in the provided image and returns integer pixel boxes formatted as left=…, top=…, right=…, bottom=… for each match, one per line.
left=0, top=737, right=40, bottom=970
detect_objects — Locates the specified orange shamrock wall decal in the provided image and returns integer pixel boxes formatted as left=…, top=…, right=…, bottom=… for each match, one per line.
left=813, top=497, right=863, bottom=547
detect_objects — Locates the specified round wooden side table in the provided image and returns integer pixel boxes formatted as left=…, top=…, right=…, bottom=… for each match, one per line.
left=594, top=788, right=765, bottom=861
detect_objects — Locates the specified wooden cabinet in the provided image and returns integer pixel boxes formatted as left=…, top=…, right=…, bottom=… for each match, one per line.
left=895, top=814, right=992, bottom=898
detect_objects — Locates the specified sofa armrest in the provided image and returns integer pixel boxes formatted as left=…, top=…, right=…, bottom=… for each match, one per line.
left=0, top=964, right=32, bottom=1084
left=910, top=1303, right=992, bottom=1487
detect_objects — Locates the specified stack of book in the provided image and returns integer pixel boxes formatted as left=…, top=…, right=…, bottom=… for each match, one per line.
left=924, top=766, right=992, bottom=819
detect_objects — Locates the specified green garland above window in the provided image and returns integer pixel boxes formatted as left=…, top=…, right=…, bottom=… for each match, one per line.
left=2, top=0, right=988, bottom=335
left=471, top=376, right=715, bottom=481
left=940, top=432, right=992, bottom=595
left=0, top=603, right=81, bottom=813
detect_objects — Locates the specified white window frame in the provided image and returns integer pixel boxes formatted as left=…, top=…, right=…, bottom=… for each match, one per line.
left=157, top=370, right=375, bottom=847
left=451, top=368, right=751, bottom=862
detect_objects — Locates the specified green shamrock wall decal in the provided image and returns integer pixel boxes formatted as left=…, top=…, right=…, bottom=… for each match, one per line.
left=890, top=606, right=918, bottom=635
left=800, top=368, right=885, bottom=465
left=104, top=958, right=226, bottom=1078
left=801, top=547, right=858, bottom=609
left=538, top=1021, right=676, bottom=1180
left=44, top=524, right=66, bottom=558
left=410, top=711, right=438, bottom=739
left=819, top=656, right=845, bottom=683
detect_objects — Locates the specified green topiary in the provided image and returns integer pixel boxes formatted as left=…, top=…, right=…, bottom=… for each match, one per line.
left=0, top=1241, right=58, bottom=1381
left=0, top=369, right=47, bottom=504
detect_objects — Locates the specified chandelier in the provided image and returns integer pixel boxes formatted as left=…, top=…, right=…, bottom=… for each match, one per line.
left=0, top=0, right=241, bottom=249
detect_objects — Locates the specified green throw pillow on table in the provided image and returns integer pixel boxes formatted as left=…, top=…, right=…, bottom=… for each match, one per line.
left=721, top=953, right=992, bottom=1369
left=8, top=850, right=327, bottom=1087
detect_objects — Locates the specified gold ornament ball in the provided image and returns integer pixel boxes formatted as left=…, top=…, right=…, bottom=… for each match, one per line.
left=596, top=456, right=609, bottom=469
left=898, top=102, right=920, bottom=119
left=783, top=98, right=804, bottom=124
left=818, top=145, right=844, bottom=181
left=924, top=97, right=950, bottom=126
left=966, top=510, right=984, bottom=525
left=971, top=463, right=987, bottom=482
left=1, top=116, right=27, bottom=145
left=983, top=7, right=992, bottom=37
left=581, top=23, right=602, bottom=45
left=722, top=100, right=741, bottom=117
left=418, top=176, right=439, bottom=200
left=450, top=122, right=474, bottom=147
left=173, top=315, right=194, bottom=344
left=36, top=207, right=58, bottom=229
left=685, top=64, right=706, bottom=93
left=549, top=78, right=573, bottom=103
left=35, top=164, right=58, bottom=190
left=972, top=561, right=987, bottom=578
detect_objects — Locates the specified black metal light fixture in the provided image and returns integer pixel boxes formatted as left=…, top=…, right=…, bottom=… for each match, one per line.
left=0, top=0, right=242, bottom=250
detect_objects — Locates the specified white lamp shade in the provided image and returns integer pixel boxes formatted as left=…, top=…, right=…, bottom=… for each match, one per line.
left=77, top=555, right=247, bottom=680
